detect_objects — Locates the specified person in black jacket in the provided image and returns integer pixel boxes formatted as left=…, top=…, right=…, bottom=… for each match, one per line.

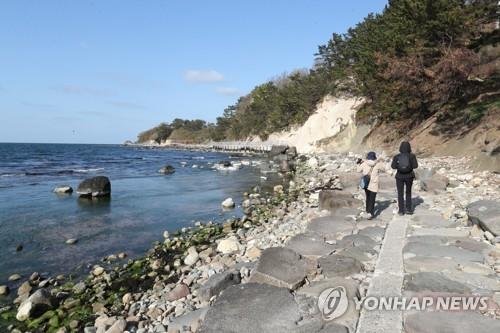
left=391, top=141, right=418, bottom=215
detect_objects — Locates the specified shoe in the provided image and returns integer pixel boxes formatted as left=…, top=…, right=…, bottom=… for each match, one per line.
left=398, top=212, right=405, bottom=216
left=406, top=210, right=413, bottom=215
left=367, top=214, right=374, bottom=220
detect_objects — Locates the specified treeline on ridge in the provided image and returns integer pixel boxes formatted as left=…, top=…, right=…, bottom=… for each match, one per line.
left=139, top=0, right=499, bottom=144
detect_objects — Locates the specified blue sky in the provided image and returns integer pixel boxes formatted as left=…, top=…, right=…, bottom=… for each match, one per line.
left=0, top=0, right=387, bottom=143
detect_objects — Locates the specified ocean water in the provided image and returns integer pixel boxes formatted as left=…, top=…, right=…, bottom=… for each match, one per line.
left=0, top=143, right=280, bottom=282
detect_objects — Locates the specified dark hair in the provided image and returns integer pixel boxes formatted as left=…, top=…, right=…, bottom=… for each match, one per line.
left=399, top=141, right=412, bottom=153
left=367, top=151, right=377, bottom=160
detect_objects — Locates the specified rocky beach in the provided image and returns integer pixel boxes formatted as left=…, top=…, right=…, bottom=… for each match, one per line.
left=1, top=148, right=499, bottom=333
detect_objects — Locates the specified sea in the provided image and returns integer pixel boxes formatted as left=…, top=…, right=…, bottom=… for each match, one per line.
left=0, top=143, right=281, bottom=282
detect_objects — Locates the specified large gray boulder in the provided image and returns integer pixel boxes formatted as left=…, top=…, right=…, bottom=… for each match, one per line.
left=467, top=200, right=500, bottom=236
left=76, top=176, right=111, bottom=197
left=197, top=271, right=241, bottom=301
left=249, top=247, right=308, bottom=290
left=199, top=283, right=302, bottom=333
left=318, top=191, right=362, bottom=213
left=404, top=311, right=500, bottom=333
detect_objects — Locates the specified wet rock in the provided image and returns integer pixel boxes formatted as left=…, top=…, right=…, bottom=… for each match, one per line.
left=16, top=289, right=54, bottom=321
left=318, top=254, right=363, bottom=278
left=92, top=266, right=105, bottom=276
left=17, top=281, right=32, bottom=296
left=8, top=274, right=21, bottom=281
left=0, top=285, right=9, bottom=296
left=250, top=247, right=308, bottom=290
left=53, top=185, right=73, bottom=194
left=16, top=244, right=23, bottom=252
left=404, top=272, right=471, bottom=293
left=158, top=165, right=175, bottom=175
left=467, top=200, right=500, bottom=236
left=198, top=271, right=241, bottom=301
left=404, top=311, right=500, bottom=333
left=221, top=197, right=235, bottom=209
left=77, top=176, right=111, bottom=197
left=65, top=238, right=78, bottom=245
left=199, top=283, right=302, bottom=333
left=166, top=283, right=190, bottom=301
left=318, top=190, right=362, bottom=213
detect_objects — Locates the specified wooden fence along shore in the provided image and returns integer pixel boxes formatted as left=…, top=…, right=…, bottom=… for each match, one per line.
left=125, top=141, right=291, bottom=153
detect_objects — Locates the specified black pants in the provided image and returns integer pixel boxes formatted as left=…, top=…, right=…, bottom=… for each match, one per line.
left=364, top=189, right=376, bottom=216
left=396, top=178, right=413, bottom=213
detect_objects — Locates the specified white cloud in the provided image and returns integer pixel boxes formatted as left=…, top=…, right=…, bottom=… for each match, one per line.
left=184, top=69, right=224, bottom=83
left=215, top=87, right=240, bottom=96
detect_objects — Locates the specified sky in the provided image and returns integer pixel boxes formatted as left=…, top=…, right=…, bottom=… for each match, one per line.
left=0, top=0, right=387, bottom=144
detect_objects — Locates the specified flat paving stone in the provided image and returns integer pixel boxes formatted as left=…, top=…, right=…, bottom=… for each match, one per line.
left=336, top=246, right=375, bottom=263
left=410, top=227, right=470, bottom=238
left=336, top=234, right=378, bottom=249
left=308, top=216, right=355, bottom=241
left=404, top=311, right=500, bottom=333
left=404, top=256, right=494, bottom=275
left=318, top=254, right=363, bottom=278
left=467, top=200, right=500, bottom=236
left=406, top=235, right=467, bottom=245
left=403, top=272, right=471, bottom=293
left=249, top=247, right=308, bottom=290
left=403, top=241, right=485, bottom=263
left=319, top=190, right=363, bottom=213
left=199, top=283, right=301, bottom=333
left=451, top=238, right=494, bottom=254
left=440, top=271, right=500, bottom=292
left=358, top=226, right=386, bottom=242
left=286, top=233, right=335, bottom=259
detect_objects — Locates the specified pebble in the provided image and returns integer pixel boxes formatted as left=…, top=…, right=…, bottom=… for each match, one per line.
left=0, top=285, right=9, bottom=296
left=8, top=274, right=21, bottom=281
left=66, top=238, right=78, bottom=245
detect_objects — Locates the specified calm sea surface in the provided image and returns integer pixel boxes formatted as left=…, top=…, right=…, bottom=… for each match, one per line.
left=0, top=143, right=280, bottom=282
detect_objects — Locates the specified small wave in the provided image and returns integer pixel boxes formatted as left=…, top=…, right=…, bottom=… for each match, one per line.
left=0, top=173, right=20, bottom=177
left=73, top=168, right=105, bottom=173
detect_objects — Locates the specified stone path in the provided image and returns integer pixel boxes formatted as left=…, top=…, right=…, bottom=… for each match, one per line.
left=356, top=214, right=407, bottom=333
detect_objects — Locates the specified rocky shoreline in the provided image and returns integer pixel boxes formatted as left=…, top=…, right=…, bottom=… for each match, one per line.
left=1, top=151, right=499, bottom=333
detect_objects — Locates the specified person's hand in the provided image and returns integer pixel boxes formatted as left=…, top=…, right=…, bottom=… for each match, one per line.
left=356, top=158, right=362, bottom=165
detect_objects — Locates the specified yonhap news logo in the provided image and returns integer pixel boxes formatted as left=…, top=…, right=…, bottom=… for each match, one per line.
left=318, top=286, right=349, bottom=320
left=318, top=285, right=493, bottom=321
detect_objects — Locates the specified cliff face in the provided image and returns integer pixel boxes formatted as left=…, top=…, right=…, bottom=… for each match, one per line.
left=263, top=95, right=499, bottom=172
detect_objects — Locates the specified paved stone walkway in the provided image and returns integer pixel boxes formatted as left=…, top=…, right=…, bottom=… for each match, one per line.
left=356, top=215, right=407, bottom=333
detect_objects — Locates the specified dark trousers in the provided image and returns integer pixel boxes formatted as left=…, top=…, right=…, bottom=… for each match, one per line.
left=396, top=178, right=413, bottom=213
left=364, top=189, right=376, bottom=216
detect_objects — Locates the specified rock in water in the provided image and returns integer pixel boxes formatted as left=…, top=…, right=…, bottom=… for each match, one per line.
left=53, top=185, right=73, bottom=194
left=65, top=238, right=78, bottom=245
left=158, top=165, right=175, bottom=174
left=76, top=176, right=111, bottom=198
left=16, top=289, right=54, bottom=321
left=0, top=285, right=9, bottom=295
left=221, top=198, right=235, bottom=209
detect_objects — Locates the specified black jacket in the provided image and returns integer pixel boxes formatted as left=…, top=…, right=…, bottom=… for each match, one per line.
left=391, top=141, right=418, bottom=179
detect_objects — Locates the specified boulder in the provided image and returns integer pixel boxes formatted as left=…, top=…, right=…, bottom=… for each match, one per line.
left=53, top=185, right=73, bottom=194
left=0, top=285, right=9, bottom=295
left=166, top=283, right=190, bottom=301
left=250, top=247, right=308, bottom=290
left=158, top=165, right=175, bottom=174
left=198, top=271, right=241, bottom=301
left=216, top=239, right=240, bottom=254
left=16, top=289, right=54, bottom=321
left=415, top=168, right=448, bottom=192
left=404, top=311, right=500, bottom=333
left=318, top=191, right=362, bottom=213
left=467, top=200, right=500, bottom=236
left=221, top=198, right=235, bottom=209
left=77, top=176, right=111, bottom=197
left=199, top=283, right=302, bottom=333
